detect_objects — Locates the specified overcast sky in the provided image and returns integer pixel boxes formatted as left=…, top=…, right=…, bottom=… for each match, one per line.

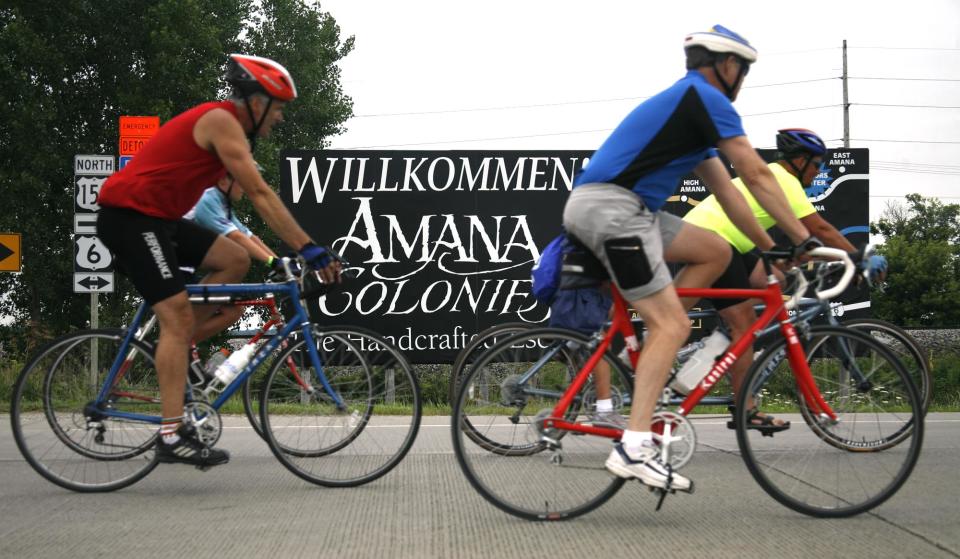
left=317, top=0, right=960, bottom=229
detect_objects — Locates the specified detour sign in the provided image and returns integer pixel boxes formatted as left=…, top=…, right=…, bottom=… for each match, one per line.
left=119, top=116, right=160, bottom=156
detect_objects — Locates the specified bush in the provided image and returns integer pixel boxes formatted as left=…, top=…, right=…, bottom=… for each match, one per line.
left=930, top=351, right=960, bottom=408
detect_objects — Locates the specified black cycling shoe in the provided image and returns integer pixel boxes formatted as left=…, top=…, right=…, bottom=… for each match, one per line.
left=157, top=424, right=230, bottom=469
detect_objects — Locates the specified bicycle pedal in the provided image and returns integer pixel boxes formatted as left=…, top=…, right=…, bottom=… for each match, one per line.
left=654, top=488, right=668, bottom=511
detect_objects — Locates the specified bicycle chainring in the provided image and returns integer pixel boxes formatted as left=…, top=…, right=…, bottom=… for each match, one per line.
left=529, top=408, right=563, bottom=444
left=651, top=410, right=696, bottom=469
left=183, top=401, right=222, bottom=447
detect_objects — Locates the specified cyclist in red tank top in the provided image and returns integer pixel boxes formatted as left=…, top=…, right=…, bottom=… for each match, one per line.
left=97, top=54, right=341, bottom=468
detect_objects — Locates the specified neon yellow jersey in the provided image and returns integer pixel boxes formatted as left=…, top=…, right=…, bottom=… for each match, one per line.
left=683, top=162, right=817, bottom=253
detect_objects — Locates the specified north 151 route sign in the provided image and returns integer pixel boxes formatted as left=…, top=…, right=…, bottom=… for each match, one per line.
left=74, top=154, right=114, bottom=293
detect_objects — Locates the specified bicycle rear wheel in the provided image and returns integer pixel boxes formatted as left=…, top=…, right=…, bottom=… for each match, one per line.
left=260, top=326, right=422, bottom=487
left=842, top=318, right=931, bottom=413
left=448, top=322, right=531, bottom=406
left=11, top=329, right=160, bottom=492
left=736, top=326, right=923, bottom=517
left=452, top=328, right=632, bottom=521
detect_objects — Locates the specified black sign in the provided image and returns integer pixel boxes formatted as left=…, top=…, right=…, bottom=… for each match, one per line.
left=281, top=149, right=869, bottom=363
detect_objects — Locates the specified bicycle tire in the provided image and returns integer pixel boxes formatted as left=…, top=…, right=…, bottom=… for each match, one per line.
left=11, top=329, right=160, bottom=492
left=260, top=326, right=422, bottom=487
left=736, top=326, right=923, bottom=517
left=242, top=324, right=414, bottom=441
left=841, top=318, right=931, bottom=413
left=457, top=328, right=603, bottom=457
left=448, top=322, right=532, bottom=406
left=452, top=328, right=632, bottom=521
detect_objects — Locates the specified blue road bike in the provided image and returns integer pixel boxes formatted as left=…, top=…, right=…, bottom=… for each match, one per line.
left=10, top=263, right=422, bottom=492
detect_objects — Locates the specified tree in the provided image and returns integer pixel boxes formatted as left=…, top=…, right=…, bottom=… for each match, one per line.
left=871, top=194, right=960, bottom=327
left=0, top=0, right=353, bottom=353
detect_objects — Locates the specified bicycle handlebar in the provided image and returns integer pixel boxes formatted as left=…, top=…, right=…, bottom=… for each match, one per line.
left=776, top=247, right=854, bottom=310
left=807, top=247, right=855, bottom=300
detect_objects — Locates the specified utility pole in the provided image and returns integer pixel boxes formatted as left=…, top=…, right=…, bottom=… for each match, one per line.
left=842, top=39, right=850, bottom=148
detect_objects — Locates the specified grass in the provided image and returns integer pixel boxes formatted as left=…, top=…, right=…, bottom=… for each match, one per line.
left=4, top=349, right=960, bottom=415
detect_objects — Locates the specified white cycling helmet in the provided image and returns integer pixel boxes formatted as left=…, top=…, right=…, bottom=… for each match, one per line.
left=683, top=25, right=757, bottom=63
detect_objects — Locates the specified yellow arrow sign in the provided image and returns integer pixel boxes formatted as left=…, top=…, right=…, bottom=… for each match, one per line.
left=0, top=233, right=22, bottom=272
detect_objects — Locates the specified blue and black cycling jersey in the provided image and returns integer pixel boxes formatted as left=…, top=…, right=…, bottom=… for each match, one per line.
left=574, top=70, right=745, bottom=212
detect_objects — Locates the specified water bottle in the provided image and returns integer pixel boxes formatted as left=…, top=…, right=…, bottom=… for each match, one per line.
left=671, top=329, right=730, bottom=394
left=204, top=348, right=230, bottom=377
left=207, top=345, right=256, bottom=392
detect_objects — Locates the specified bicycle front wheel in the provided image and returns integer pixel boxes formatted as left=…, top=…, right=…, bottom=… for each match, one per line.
left=452, top=328, right=632, bottom=521
left=260, top=326, right=421, bottom=487
left=842, top=318, right=931, bottom=413
left=11, top=329, right=160, bottom=492
left=736, top=326, right=923, bottom=517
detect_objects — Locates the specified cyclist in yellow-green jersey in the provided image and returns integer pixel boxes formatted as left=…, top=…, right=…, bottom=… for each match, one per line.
left=682, top=128, right=857, bottom=433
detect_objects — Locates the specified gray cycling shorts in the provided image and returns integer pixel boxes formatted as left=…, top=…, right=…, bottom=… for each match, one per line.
left=562, top=183, right=683, bottom=302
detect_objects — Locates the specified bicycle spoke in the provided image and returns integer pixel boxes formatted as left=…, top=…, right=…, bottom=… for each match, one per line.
left=737, top=327, right=923, bottom=517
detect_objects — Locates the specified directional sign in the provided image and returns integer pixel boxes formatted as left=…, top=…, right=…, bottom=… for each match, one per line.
left=74, top=235, right=112, bottom=271
left=74, top=273, right=114, bottom=293
left=0, top=233, right=21, bottom=272
left=75, top=175, right=107, bottom=211
left=75, top=155, right=114, bottom=176
left=119, top=155, right=133, bottom=170
left=74, top=214, right=98, bottom=235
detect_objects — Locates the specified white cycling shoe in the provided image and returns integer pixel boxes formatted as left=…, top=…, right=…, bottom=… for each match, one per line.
left=605, top=441, right=693, bottom=492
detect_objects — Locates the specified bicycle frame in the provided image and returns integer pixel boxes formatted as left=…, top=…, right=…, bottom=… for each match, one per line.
left=91, top=279, right=346, bottom=425
left=107, top=294, right=292, bottom=404
left=542, top=276, right=839, bottom=440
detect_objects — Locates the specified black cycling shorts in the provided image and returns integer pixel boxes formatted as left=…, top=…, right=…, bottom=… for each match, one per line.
left=709, top=247, right=761, bottom=311
left=97, top=207, right=219, bottom=305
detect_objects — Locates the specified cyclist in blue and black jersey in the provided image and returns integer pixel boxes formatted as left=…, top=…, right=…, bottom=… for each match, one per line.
left=563, top=25, right=821, bottom=492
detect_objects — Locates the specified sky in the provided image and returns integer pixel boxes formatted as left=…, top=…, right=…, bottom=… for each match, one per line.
left=317, top=0, right=960, bottom=230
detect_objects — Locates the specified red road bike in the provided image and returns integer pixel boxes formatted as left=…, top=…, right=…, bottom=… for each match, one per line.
left=451, top=247, right=923, bottom=519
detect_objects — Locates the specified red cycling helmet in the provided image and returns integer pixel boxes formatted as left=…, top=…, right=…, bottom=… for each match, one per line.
left=226, top=54, right=298, bottom=102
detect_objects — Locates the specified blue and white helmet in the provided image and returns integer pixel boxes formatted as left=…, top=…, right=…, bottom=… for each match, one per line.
left=683, top=25, right=758, bottom=63
left=776, top=128, right=827, bottom=157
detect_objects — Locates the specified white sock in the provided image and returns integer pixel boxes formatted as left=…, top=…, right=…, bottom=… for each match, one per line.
left=620, top=430, right=653, bottom=457
left=595, top=398, right=614, bottom=413
left=160, top=417, right=182, bottom=445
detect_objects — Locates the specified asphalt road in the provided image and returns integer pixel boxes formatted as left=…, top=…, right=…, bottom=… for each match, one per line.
left=1, top=413, right=958, bottom=559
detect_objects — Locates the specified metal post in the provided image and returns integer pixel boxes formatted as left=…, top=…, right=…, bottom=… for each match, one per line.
left=90, top=292, right=99, bottom=386
left=386, top=367, right=396, bottom=405
left=842, top=39, right=850, bottom=148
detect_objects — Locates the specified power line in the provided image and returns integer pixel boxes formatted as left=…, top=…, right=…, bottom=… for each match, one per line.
left=765, top=47, right=840, bottom=56
left=848, top=46, right=960, bottom=52
left=851, top=138, right=960, bottom=144
left=350, top=78, right=838, bottom=118
left=742, top=77, right=838, bottom=88
left=338, top=105, right=846, bottom=148
left=852, top=103, right=960, bottom=109
left=849, top=76, right=960, bottom=82
left=741, top=104, right=841, bottom=117
left=874, top=160, right=960, bottom=170
left=336, top=128, right=614, bottom=149
left=351, top=96, right=652, bottom=118
left=871, top=195, right=960, bottom=200
left=872, top=166, right=960, bottom=176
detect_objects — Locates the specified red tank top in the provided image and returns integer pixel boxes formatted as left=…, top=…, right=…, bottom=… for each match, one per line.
left=99, top=101, right=239, bottom=219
